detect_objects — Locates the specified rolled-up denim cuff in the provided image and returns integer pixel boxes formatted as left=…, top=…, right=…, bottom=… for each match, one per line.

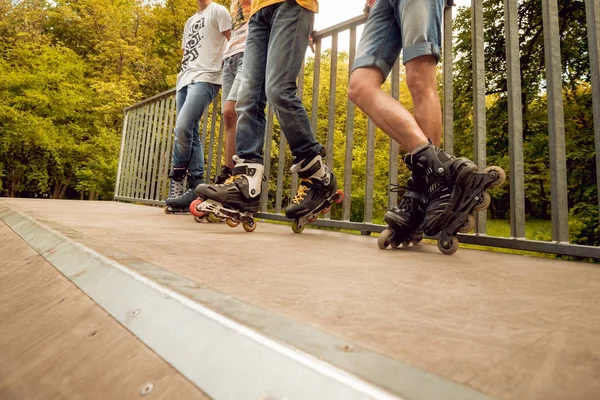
left=352, top=55, right=393, bottom=79
left=403, top=42, right=441, bottom=64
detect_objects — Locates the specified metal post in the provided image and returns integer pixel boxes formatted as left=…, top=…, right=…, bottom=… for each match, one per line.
left=542, top=0, right=570, bottom=242
left=471, top=0, right=487, bottom=234
left=325, top=33, right=338, bottom=219
left=504, top=0, right=526, bottom=238
left=586, top=0, right=600, bottom=223
left=443, top=5, right=454, bottom=155
left=343, top=27, right=357, bottom=221
left=388, top=61, right=400, bottom=210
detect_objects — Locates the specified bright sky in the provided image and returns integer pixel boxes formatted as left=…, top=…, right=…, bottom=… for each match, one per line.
left=312, top=0, right=471, bottom=52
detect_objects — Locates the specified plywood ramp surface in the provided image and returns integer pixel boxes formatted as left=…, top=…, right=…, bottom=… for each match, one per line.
left=2, top=199, right=600, bottom=400
left=0, top=220, right=208, bottom=400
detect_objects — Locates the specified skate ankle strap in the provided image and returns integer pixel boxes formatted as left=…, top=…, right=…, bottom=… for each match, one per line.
left=233, top=164, right=257, bottom=176
left=296, top=160, right=322, bottom=178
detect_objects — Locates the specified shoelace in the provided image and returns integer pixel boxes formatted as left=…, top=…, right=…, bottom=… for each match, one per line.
left=170, top=180, right=184, bottom=197
left=389, top=184, right=414, bottom=211
left=224, top=174, right=237, bottom=185
left=291, top=178, right=312, bottom=204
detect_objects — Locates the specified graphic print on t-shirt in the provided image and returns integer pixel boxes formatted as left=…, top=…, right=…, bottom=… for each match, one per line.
left=231, top=0, right=251, bottom=31
left=181, top=17, right=206, bottom=72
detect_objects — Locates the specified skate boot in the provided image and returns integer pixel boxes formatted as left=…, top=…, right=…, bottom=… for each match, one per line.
left=166, top=174, right=205, bottom=217
left=378, top=177, right=426, bottom=250
left=215, top=165, right=233, bottom=184
left=191, top=156, right=263, bottom=232
left=285, top=155, right=344, bottom=233
left=406, top=143, right=506, bottom=255
left=164, top=167, right=187, bottom=214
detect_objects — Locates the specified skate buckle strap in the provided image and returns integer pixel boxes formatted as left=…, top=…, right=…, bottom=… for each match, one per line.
left=291, top=178, right=312, bottom=204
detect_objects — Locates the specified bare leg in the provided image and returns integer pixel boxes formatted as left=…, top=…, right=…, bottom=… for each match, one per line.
left=405, top=55, right=442, bottom=146
left=348, top=67, right=428, bottom=152
left=223, top=100, right=237, bottom=168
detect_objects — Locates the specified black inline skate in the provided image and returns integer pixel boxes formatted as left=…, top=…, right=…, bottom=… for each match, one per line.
left=378, top=177, right=426, bottom=250
left=285, top=155, right=343, bottom=233
left=191, top=156, right=262, bottom=232
left=164, top=168, right=203, bottom=214
left=406, top=143, right=506, bottom=255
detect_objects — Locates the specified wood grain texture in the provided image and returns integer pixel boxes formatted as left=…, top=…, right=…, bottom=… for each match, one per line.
left=0, top=220, right=208, bottom=400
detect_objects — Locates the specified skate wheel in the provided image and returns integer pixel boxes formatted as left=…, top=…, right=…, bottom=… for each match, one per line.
left=243, top=220, right=257, bottom=232
left=484, top=166, right=506, bottom=188
left=308, top=216, right=317, bottom=223
left=473, top=192, right=491, bottom=212
left=292, top=220, right=305, bottom=234
left=207, top=212, right=221, bottom=223
left=322, top=205, right=332, bottom=214
left=438, top=236, right=459, bottom=255
left=194, top=216, right=205, bottom=223
left=377, top=228, right=394, bottom=249
left=458, top=214, right=476, bottom=233
left=334, top=190, right=344, bottom=204
left=401, top=240, right=411, bottom=247
left=226, top=218, right=239, bottom=228
left=164, top=206, right=172, bottom=214
left=189, top=199, right=206, bottom=217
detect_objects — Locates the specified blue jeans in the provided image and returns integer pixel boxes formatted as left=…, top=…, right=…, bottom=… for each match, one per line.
left=354, top=0, right=445, bottom=77
left=235, top=1, right=323, bottom=164
left=172, top=82, right=220, bottom=178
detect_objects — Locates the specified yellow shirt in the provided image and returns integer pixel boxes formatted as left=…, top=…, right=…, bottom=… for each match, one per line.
left=251, top=0, right=319, bottom=16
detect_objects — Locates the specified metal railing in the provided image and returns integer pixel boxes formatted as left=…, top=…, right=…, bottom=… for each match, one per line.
left=115, top=3, right=600, bottom=259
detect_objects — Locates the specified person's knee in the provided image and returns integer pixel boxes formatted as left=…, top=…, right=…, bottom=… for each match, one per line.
left=265, top=82, right=288, bottom=110
left=406, top=58, right=438, bottom=101
left=223, top=102, right=237, bottom=129
left=348, top=69, right=379, bottom=107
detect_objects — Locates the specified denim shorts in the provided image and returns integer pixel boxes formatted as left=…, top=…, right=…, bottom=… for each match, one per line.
left=222, top=52, right=244, bottom=111
left=353, top=0, right=445, bottom=78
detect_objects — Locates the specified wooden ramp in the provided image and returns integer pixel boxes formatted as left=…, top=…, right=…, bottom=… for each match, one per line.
left=1, top=198, right=599, bottom=400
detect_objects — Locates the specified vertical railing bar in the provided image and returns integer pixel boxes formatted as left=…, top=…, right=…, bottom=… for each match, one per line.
left=149, top=98, right=165, bottom=201
left=542, top=0, right=569, bottom=242
left=130, top=105, right=147, bottom=199
left=443, top=4, right=454, bottom=155
left=504, top=0, right=526, bottom=238
left=201, top=107, right=209, bottom=150
left=324, top=33, right=338, bottom=219
left=275, top=130, right=287, bottom=214
left=310, top=39, right=322, bottom=134
left=343, top=26, right=357, bottom=221
left=206, top=98, right=219, bottom=183
left=162, top=96, right=177, bottom=200
left=156, top=96, right=171, bottom=201
left=215, top=109, right=225, bottom=182
left=125, top=107, right=142, bottom=199
left=121, top=107, right=135, bottom=199
left=262, top=105, right=275, bottom=212
left=365, top=118, right=375, bottom=224
left=471, top=0, right=487, bottom=234
left=114, top=111, right=128, bottom=199
left=139, top=101, right=156, bottom=200
left=388, top=60, right=400, bottom=210
left=585, top=0, right=600, bottom=223
left=145, top=99, right=161, bottom=200
left=115, top=111, right=130, bottom=199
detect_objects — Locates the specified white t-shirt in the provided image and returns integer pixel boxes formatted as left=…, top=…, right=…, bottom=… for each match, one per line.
left=223, top=0, right=252, bottom=60
left=177, top=2, right=231, bottom=91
